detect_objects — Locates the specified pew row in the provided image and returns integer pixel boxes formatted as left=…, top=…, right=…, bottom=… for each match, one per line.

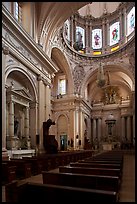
left=3, top=159, right=31, bottom=179
left=59, top=166, right=122, bottom=180
left=42, top=171, right=120, bottom=193
left=2, top=163, right=16, bottom=185
left=70, top=162, right=121, bottom=169
left=5, top=180, right=119, bottom=203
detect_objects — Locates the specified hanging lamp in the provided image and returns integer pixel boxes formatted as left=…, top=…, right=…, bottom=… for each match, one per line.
left=96, top=62, right=106, bottom=88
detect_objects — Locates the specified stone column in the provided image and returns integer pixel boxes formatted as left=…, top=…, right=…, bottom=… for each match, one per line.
left=70, top=16, right=74, bottom=47
left=30, top=102, right=38, bottom=148
left=9, top=100, right=15, bottom=149
left=24, top=106, right=30, bottom=148
left=89, top=22, right=93, bottom=54
left=24, top=107, right=29, bottom=138
left=98, top=118, right=101, bottom=142
left=93, top=118, right=97, bottom=141
left=79, top=109, right=83, bottom=148
left=119, top=11, right=123, bottom=44
left=102, top=19, right=106, bottom=53
left=2, top=45, right=9, bottom=158
left=127, top=116, right=131, bottom=142
left=85, top=21, right=89, bottom=53
left=37, top=75, right=46, bottom=153
left=45, top=84, right=51, bottom=119
left=106, top=19, right=110, bottom=51
left=121, top=116, right=125, bottom=141
left=133, top=114, right=135, bottom=146
left=6, top=103, right=9, bottom=137
left=123, top=7, right=127, bottom=43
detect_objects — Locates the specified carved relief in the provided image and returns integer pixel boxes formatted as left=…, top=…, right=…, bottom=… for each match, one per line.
left=128, top=50, right=135, bottom=76
left=4, top=31, right=41, bottom=68
left=73, top=64, right=85, bottom=94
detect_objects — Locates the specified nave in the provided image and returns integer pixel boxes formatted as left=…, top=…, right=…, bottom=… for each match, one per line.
left=2, top=150, right=135, bottom=202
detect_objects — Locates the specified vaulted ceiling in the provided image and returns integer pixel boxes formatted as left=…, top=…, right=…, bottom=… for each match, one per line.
left=36, top=2, right=90, bottom=43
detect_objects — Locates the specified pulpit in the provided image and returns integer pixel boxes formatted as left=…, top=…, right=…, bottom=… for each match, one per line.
left=43, top=118, right=58, bottom=154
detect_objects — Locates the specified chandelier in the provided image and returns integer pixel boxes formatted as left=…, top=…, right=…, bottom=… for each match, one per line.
left=96, top=62, right=106, bottom=88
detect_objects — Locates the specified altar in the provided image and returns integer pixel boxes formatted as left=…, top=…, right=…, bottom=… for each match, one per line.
left=8, top=149, right=35, bottom=159
left=102, top=143, right=112, bottom=150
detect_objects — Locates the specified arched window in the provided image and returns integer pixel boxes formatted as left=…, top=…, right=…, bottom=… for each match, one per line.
left=58, top=75, right=66, bottom=96
left=64, top=20, right=70, bottom=43
left=92, top=29, right=102, bottom=49
left=110, top=22, right=120, bottom=46
left=127, top=7, right=135, bottom=36
left=73, top=26, right=85, bottom=52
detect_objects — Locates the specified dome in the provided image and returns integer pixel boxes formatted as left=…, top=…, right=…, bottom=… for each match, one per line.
left=78, top=2, right=121, bottom=18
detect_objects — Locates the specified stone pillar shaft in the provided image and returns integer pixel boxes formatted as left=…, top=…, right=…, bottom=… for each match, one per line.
left=127, top=116, right=131, bottom=142
left=98, top=118, right=101, bottom=142
left=24, top=107, right=29, bottom=138
left=121, top=116, right=125, bottom=140
left=93, top=119, right=96, bottom=140
left=9, top=100, right=14, bottom=137
left=2, top=46, right=9, bottom=150
left=123, top=8, right=127, bottom=42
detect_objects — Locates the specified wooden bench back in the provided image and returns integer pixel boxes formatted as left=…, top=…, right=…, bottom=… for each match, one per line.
left=59, top=166, right=121, bottom=178
left=70, top=162, right=121, bottom=169
left=5, top=181, right=118, bottom=202
left=42, top=171, right=120, bottom=192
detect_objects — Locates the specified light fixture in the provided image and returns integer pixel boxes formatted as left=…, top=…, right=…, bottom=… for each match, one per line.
left=96, top=62, right=106, bottom=88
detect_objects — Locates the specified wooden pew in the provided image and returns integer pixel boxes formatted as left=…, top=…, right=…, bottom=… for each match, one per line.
left=5, top=180, right=118, bottom=202
left=4, top=159, right=31, bottom=179
left=70, top=162, right=121, bottom=169
left=42, top=171, right=120, bottom=193
left=2, top=163, right=17, bottom=185
left=79, top=159, right=123, bottom=170
left=22, top=157, right=43, bottom=175
left=59, top=166, right=122, bottom=179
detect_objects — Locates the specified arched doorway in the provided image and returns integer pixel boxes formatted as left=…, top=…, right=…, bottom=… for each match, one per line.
left=57, top=114, right=68, bottom=151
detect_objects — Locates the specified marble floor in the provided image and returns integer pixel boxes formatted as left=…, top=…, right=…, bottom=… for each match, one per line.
left=2, top=152, right=135, bottom=202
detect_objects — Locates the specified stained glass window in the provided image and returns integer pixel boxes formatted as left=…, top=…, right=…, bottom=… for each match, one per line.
left=127, top=7, right=135, bottom=36
left=76, top=26, right=85, bottom=48
left=92, top=29, right=102, bottom=49
left=64, top=20, right=70, bottom=42
left=110, top=22, right=120, bottom=46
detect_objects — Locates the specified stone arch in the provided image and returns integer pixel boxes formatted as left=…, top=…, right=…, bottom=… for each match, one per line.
left=5, top=65, right=38, bottom=102
left=5, top=65, right=38, bottom=149
left=51, top=46, right=74, bottom=96
left=80, top=63, right=135, bottom=103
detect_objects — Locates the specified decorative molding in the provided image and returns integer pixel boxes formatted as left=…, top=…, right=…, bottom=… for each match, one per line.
left=73, top=64, right=85, bottom=94
left=2, top=44, right=9, bottom=55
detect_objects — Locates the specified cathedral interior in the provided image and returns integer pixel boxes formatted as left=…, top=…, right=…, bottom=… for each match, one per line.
left=2, top=2, right=135, bottom=203
left=2, top=2, right=135, bottom=157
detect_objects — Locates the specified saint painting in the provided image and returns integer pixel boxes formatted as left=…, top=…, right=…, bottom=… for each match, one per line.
left=92, top=29, right=102, bottom=49
left=110, top=22, right=120, bottom=46
left=127, top=7, right=135, bottom=36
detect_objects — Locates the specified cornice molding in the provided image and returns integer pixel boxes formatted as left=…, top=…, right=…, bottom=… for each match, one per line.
left=2, top=4, right=59, bottom=75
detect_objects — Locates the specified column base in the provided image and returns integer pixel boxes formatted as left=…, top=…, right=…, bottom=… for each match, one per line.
left=6, top=136, right=20, bottom=150
left=2, top=147, right=9, bottom=160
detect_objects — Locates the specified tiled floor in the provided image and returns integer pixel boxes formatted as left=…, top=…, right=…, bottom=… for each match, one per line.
left=2, top=153, right=135, bottom=202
